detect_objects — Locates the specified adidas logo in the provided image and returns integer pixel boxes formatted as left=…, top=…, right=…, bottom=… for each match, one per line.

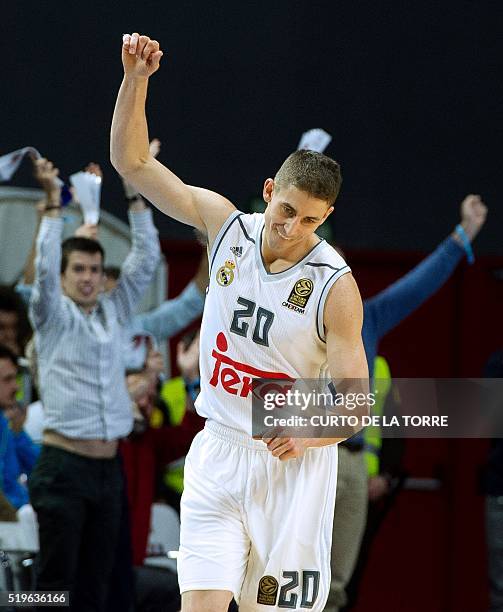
left=230, top=246, right=243, bottom=257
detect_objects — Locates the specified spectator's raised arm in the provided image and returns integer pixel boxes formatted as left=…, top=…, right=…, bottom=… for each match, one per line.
left=22, top=156, right=62, bottom=287
left=29, top=158, right=66, bottom=330
left=367, top=194, right=488, bottom=340
left=134, top=249, right=207, bottom=340
left=109, top=199, right=161, bottom=323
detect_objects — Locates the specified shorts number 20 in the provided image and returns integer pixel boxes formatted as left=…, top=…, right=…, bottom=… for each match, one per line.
left=278, top=570, right=320, bottom=608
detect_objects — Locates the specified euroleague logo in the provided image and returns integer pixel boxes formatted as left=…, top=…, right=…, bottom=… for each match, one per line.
left=216, top=259, right=236, bottom=287
left=294, top=278, right=314, bottom=297
left=257, top=575, right=279, bottom=606
left=282, top=277, right=314, bottom=315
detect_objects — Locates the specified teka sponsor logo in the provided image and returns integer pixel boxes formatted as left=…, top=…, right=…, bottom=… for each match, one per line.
left=209, top=332, right=294, bottom=398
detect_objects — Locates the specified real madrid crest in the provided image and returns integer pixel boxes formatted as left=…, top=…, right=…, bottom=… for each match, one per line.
left=216, top=259, right=236, bottom=287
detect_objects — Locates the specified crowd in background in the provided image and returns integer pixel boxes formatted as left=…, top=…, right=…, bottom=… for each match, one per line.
left=0, top=144, right=498, bottom=612
left=0, top=146, right=208, bottom=611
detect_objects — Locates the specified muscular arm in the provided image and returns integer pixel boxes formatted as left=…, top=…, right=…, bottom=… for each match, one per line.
left=313, top=273, right=369, bottom=446
left=265, top=274, right=369, bottom=459
left=110, top=33, right=235, bottom=246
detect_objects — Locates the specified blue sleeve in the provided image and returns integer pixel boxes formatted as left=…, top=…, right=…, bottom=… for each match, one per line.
left=133, top=281, right=205, bottom=341
left=12, top=431, right=40, bottom=475
left=1, top=431, right=28, bottom=509
left=365, top=236, right=464, bottom=341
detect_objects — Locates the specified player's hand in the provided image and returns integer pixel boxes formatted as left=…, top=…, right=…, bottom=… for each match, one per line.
left=122, top=33, right=163, bottom=79
left=263, top=436, right=308, bottom=461
left=459, top=194, right=487, bottom=241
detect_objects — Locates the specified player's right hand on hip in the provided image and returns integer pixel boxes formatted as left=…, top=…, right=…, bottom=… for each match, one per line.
left=122, top=33, right=163, bottom=78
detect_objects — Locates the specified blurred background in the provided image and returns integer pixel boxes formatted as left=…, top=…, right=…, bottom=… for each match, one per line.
left=2, top=1, right=503, bottom=610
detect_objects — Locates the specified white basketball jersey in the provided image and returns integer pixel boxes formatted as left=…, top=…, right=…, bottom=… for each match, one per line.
left=195, top=211, right=351, bottom=434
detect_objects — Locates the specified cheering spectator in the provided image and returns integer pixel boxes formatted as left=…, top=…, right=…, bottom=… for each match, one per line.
left=27, top=156, right=160, bottom=610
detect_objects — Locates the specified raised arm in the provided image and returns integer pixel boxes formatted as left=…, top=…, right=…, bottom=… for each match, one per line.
left=366, top=194, right=488, bottom=340
left=22, top=157, right=62, bottom=286
left=110, top=33, right=235, bottom=246
left=29, top=159, right=67, bottom=330
left=109, top=198, right=161, bottom=323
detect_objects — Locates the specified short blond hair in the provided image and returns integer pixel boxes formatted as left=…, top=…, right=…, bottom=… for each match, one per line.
left=275, top=150, right=342, bottom=205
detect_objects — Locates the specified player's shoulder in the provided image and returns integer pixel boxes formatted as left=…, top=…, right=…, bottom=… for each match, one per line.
left=213, top=210, right=263, bottom=244
left=235, top=211, right=264, bottom=234
left=209, top=210, right=262, bottom=265
left=323, top=271, right=363, bottom=333
left=305, top=240, right=350, bottom=276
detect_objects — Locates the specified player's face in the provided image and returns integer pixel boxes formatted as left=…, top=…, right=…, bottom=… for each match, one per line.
left=262, top=179, right=333, bottom=252
left=61, top=251, right=105, bottom=313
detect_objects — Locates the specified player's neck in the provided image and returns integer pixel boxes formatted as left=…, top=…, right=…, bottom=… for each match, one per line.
left=261, top=233, right=321, bottom=273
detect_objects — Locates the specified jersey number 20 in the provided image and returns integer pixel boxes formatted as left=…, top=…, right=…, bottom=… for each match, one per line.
left=230, top=297, right=274, bottom=347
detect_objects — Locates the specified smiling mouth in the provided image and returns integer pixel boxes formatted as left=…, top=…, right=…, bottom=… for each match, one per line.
left=79, top=286, right=94, bottom=296
left=276, top=227, right=294, bottom=241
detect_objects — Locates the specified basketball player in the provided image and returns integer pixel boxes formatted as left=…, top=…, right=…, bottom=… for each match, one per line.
left=111, top=33, right=369, bottom=612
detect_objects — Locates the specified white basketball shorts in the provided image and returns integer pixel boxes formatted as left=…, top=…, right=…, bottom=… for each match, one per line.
left=178, top=420, right=338, bottom=611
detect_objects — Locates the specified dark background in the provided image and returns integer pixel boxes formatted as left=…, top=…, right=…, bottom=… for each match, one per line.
left=2, top=0, right=502, bottom=252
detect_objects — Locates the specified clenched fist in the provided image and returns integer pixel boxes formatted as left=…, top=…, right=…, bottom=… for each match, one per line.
left=459, top=194, right=487, bottom=241
left=122, top=33, right=163, bottom=79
